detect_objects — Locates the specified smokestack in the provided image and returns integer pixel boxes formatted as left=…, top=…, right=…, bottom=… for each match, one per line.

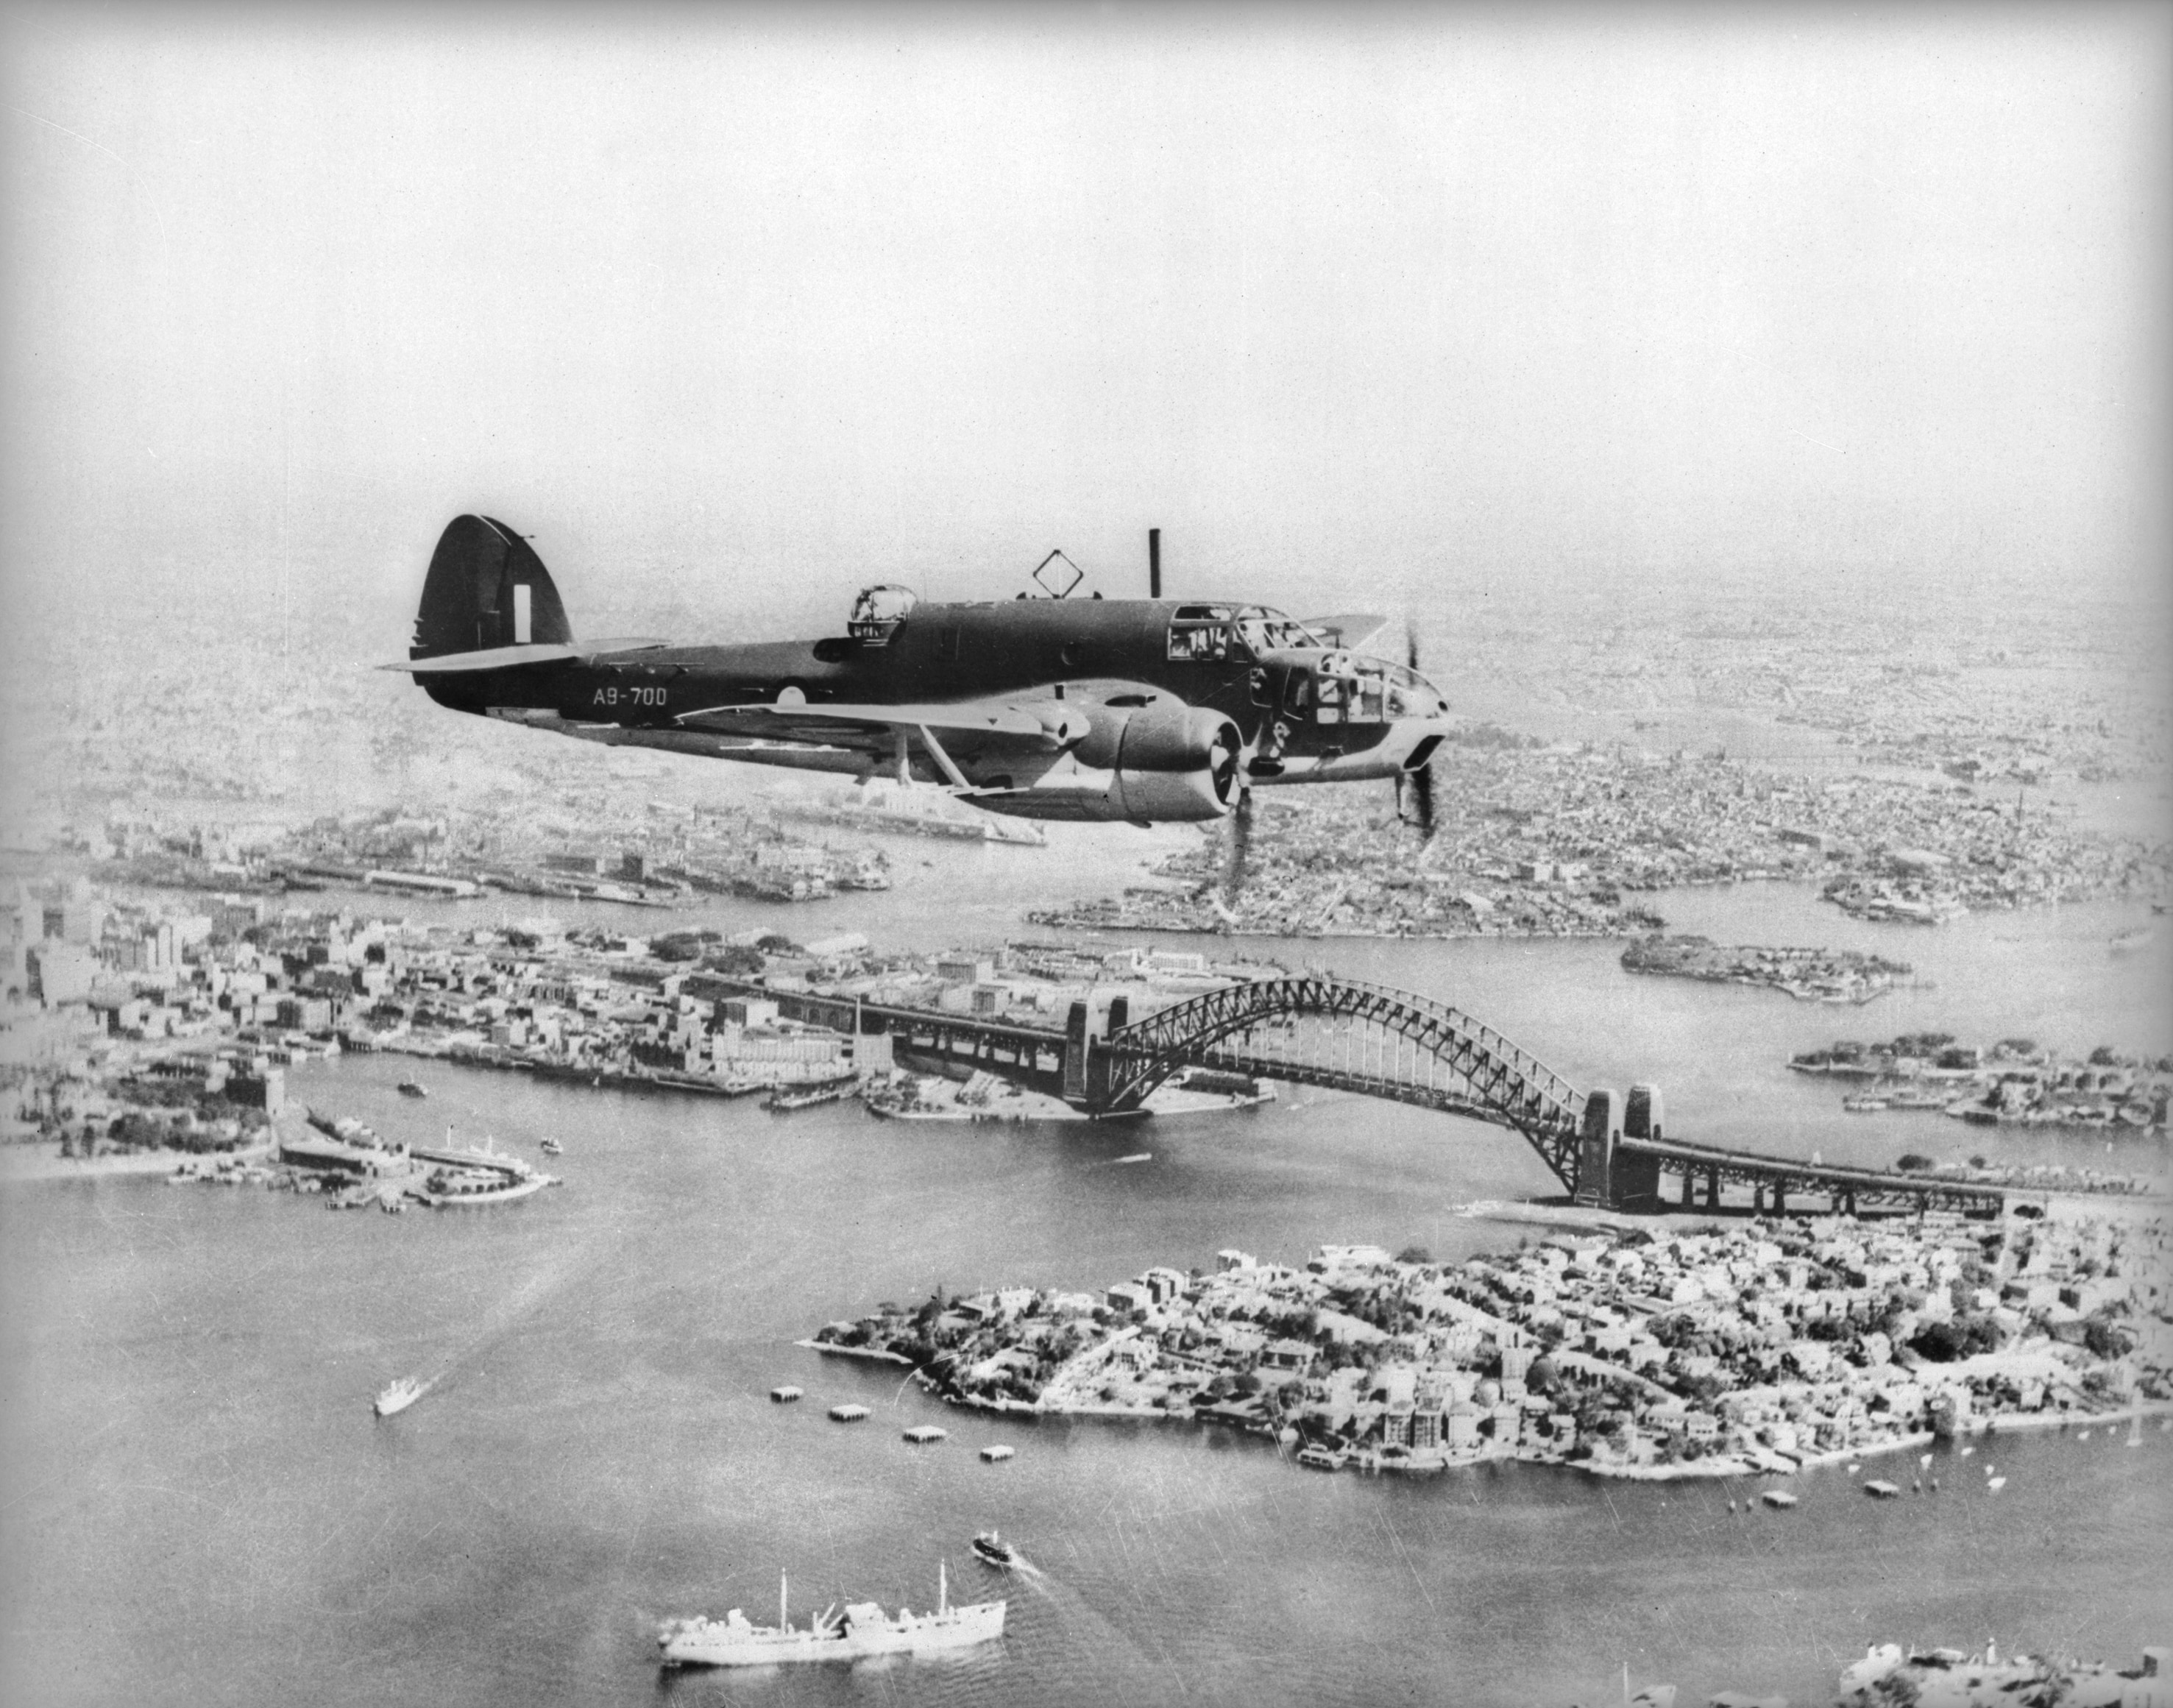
left=1149, top=528, right=1161, bottom=599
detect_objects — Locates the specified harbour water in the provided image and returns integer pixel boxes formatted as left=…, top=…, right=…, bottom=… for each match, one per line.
left=4, top=857, right=2169, bottom=1706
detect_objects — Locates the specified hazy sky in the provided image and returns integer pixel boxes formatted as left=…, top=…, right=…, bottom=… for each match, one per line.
left=3, top=3, right=2166, bottom=641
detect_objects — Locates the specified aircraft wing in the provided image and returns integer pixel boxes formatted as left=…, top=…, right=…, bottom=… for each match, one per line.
left=675, top=697, right=1086, bottom=755
left=1298, top=612, right=1393, bottom=653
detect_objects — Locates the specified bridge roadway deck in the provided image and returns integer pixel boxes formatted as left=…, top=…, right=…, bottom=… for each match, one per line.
left=1616, top=1135, right=2010, bottom=1214
left=703, top=977, right=2063, bottom=1212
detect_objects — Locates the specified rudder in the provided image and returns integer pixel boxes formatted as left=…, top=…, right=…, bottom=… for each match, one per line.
left=411, top=516, right=574, bottom=659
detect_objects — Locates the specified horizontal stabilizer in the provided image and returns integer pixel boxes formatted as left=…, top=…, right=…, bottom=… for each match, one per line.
left=386, top=638, right=667, bottom=674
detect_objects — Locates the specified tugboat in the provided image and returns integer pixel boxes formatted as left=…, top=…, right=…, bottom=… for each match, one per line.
left=970, top=1531, right=1018, bottom=1569
left=659, top=1564, right=1004, bottom=1668
left=374, top=1377, right=427, bottom=1417
left=397, top=1080, right=428, bottom=1099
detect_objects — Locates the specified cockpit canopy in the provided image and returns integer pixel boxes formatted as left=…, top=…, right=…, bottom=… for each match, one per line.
left=848, top=584, right=918, bottom=645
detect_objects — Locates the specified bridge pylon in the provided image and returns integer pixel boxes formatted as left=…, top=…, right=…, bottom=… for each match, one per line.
left=1573, top=1082, right=1670, bottom=1208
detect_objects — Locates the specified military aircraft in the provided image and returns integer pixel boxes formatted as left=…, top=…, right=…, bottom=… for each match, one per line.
left=393, top=515, right=1450, bottom=840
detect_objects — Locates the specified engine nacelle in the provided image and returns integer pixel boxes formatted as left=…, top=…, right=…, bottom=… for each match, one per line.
left=976, top=700, right=1242, bottom=823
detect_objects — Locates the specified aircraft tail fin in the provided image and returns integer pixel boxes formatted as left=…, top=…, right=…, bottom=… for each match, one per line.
left=411, top=515, right=574, bottom=660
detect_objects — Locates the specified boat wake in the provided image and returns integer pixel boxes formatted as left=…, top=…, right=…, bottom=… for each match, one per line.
left=411, top=1245, right=600, bottom=1392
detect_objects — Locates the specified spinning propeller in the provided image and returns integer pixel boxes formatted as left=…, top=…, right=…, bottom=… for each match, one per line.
left=1396, top=623, right=1437, bottom=840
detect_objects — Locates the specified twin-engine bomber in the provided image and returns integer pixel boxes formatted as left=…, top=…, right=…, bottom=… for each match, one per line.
left=394, top=515, right=1451, bottom=827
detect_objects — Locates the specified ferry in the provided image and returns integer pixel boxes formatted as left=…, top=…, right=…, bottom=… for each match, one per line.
left=658, top=1565, right=1004, bottom=1668
left=397, top=1080, right=428, bottom=1099
left=766, top=1075, right=859, bottom=1113
left=970, top=1531, right=1018, bottom=1568
left=1759, top=1489, right=1800, bottom=1509
left=374, top=1377, right=427, bottom=1417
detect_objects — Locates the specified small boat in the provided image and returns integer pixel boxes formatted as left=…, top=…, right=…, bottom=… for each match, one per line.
left=374, top=1377, right=427, bottom=1417
left=1919, top=1453, right=1933, bottom=1471
left=1863, top=1479, right=1901, bottom=1499
left=1760, top=1489, right=1799, bottom=1509
left=971, top=1531, right=1017, bottom=1568
left=2078, top=1429, right=2091, bottom=1441
left=903, top=1425, right=948, bottom=1445
left=539, top=1138, right=563, bottom=1156
left=1846, top=1463, right=1862, bottom=1475
left=979, top=1444, right=1015, bottom=1463
left=1987, top=1476, right=2007, bottom=1491
left=829, top=1403, right=870, bottom=1422
left=397, top=1080, right=428, bottom=1098
left=770, top=1386, right=803, bottom=1404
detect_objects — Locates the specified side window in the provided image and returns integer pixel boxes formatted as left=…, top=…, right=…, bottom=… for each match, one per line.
left=1166, top=625, right=1228, bottom=662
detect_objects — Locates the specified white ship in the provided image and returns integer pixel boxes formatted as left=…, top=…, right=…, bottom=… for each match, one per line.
left=659, top=1564, right=1004, bottom=1669
left=374, top=1377, right=427, bottom=1417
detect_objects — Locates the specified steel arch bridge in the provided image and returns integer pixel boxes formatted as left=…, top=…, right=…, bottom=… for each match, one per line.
left=1096, top=975, right=1589, bottom=1188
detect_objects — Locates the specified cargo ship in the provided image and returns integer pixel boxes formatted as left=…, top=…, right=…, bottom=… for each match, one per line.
left=658, top=1565, right=1003, bottom=1668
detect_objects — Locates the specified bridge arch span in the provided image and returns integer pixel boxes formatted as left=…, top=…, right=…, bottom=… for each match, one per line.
left=1101, top=975, right=1588, bottom=1187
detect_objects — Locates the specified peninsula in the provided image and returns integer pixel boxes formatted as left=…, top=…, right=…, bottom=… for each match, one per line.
left=811, top=1206, right=2172, bottom=1481
left=1623, top=935, right=1912, bottom=1003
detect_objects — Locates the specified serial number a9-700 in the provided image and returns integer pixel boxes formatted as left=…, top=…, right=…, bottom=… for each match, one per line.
left=592, top=686, right=667, bottom=707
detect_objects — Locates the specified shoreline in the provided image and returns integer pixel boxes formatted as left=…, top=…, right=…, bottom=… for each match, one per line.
left=0, top=1145, right=211, bottom=1186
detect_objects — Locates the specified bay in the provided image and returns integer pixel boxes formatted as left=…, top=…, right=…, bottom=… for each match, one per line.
left=4, top=867, right=2168, bottom=1707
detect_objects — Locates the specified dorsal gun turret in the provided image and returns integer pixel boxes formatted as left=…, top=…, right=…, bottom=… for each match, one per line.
left=848, top=584, right=918, bottom=645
